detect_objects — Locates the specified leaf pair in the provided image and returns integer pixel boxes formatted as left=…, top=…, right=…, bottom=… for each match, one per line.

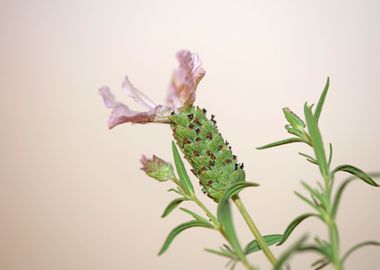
left=217, top=182, right=259, bottom=263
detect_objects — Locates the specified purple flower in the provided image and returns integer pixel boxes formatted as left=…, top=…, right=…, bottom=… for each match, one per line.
left=99, top=50, right=205, bottom=129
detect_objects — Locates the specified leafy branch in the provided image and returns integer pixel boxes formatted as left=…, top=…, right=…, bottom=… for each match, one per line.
left=258, top=77, right=379, bottom=269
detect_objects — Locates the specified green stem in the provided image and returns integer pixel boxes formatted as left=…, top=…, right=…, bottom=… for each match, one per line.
left=192, top=195, right=220, bottom=227
left=233, top=195, right=278, bottom=266
left=192, top=195, right=256, bottom=270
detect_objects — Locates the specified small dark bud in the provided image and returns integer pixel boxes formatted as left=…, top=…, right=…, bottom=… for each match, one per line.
left=240, top=163, right=244, bottom=169
left=195, top=128, right=201, bottom=134
left=194, top=150, right=200, bottom=157
left=195, top=137, right=202, bottom=142
left=217, top=145, right=223, bottom=151
left=202, top=108, right=207, bottom=114
left=183, top=138, right=190, bottom=145
left=206, top=132, right=213, bottom=140
left=188, top=123, right=194, bottom=129
left=187, top=114, right=194, bottom=120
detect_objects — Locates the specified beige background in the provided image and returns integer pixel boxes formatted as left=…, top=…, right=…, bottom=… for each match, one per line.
left=1, top=0, right=379, bottom=269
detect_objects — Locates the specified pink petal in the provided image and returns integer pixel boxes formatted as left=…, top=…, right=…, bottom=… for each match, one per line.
left=122, top=76, right=157, bottom=110
left=108, top=103, right=156, bottom=129
left=99, top=86, right=118, bottom=108
left=165, top=50, right=205, bottom=111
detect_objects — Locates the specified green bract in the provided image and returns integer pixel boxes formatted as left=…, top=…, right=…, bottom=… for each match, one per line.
left=169, top=106, right=246, bottom=202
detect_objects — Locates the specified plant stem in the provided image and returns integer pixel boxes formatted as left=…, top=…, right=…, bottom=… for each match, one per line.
left=233, top=195, right=278, bottom=266
left=192, top=195, right=257, bottom=270
left=192, top=195, right=220, bottom=227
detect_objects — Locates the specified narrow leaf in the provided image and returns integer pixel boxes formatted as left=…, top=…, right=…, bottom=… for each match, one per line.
left=311, top=258, right=330, bottom=270
left=257, top=137, right=303, bottom=150
left=217, top=197, right=245, bottom=261
left=294, top=192, right=319, bottom=211
left=327, top=143, right=333, bottom=167
left=304, top=103, right=329, bottom=178
left=277, top=213, right=317, bottom=246
left=342, top=241, right=380, bottom=262
left=179, top=207, right=211, bottom=225
left=161, top=198, right=186, bottom=218
left=274, top=235, right=308, bottom=270
left=158, top=220, right=213, bottom=255
left=221, top=182, right=259, bottom=202
left=331, top=178, right=354, bottom=219
left=332, top=164, right=379, bottom=187
left=299, top=152, right=318, bottom=165
left=244, top=234, right=282, bottom=255
left=314, top=77, right=330, bottom=123
left=172, top=141, right=194, bottom=195
left=204, top=247, right=237, bottom=259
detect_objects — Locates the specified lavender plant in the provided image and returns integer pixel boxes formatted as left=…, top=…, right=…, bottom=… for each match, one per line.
left=99, top=51, right=379, bottom=270
left=258, top=78, right=380, bottom=269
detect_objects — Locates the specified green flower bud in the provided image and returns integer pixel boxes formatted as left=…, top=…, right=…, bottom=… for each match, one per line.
left=283, top=107, right=306, bottom=130
left=169, top=106, right=246, bottom=202
left=140, top=155, right=175, bottom=182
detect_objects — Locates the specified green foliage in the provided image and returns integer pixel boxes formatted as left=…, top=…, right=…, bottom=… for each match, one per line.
left=161, top=197, right=187, bottom=218
left=244, top=234, right=283, bottom=255
left=217, top=195, right=245, bottom=262
left=158, top=220, right=213, bottom=255
left=179, top=207, right=211, bottom=224
left=257, top=138, right=304, bottom=150
left=283, top=107, right=306, bottom=130
left=277, top=213, right=318, bottom=246
left=332, top=164, right=379, bottom=187
left=274, top=236, right=308, bottom=270
left=172, top=141, right=194, bottom=196
left=304, top=103, right=329, bottom=179
left=314, top=77, right=330, bottom=123
left=342, top=241, right=380, bottom=262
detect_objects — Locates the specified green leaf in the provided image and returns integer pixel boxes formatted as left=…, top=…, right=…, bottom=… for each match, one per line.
left=161, top=198, right=187, bottom=218
left=342, top=241, right=380, bottom=262
left=274, top=235, right=308, bottom=270
left=172, top=141, right=194, bottom=195
left=283, top=107, right=306, bottom=129
left=331, top=178, right=354, bottom=219
left=298, top=152, right=318, bottom=165
left=327, top=143, right=333, bottom=167
left=220, top=182, right=259, bottom=202
left=314, top=77, right=330, bottom=123
left=311, top=258, right=330, bottom=270
left=244, top=234, right=282, bottom=255
left=332, top=164, right=379, bottom=187
left=304, top=103, right=329, bottom=178
left=294, top=192, right=319, bottom=211
left=179, top=207, right=211, bottom=225
left=217, top=196, right=245, bottom=262
left=256, top=137, right=304, bottom=150
left=277, top=213, right=318, bottom=246
left=158, top=220, right=213, bottom=255
left=204, top=246, right=237, bottom=259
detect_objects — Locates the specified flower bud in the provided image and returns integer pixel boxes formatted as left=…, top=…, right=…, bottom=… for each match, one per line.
left=140, top=155, right=175, bottom=182
left=169, top=106, right=246, bottom=202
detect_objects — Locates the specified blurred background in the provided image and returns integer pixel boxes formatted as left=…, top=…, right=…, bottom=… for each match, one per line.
left=1, top=0, right=379, bottom=269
